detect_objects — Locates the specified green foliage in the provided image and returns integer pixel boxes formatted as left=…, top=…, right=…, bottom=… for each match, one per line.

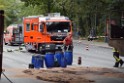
left=2, top=0, right=124, bottom=37
left=0, top=0, right=24, bottom=27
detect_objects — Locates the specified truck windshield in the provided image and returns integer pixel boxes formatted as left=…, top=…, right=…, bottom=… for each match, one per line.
left=46, top=22, right=70, bottom=33
left=13, top=25, right=22, bottom=34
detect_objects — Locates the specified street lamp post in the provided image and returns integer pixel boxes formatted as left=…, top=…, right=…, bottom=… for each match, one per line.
left=0, top=10, right=4, bottom=78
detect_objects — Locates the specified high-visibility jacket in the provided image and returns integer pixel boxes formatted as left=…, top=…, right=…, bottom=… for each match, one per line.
left=113, top=48, right=119, bottom=53
left=113, top=48, right=120, bottom=62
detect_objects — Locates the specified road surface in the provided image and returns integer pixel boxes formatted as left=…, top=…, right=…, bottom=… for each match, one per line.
left=1, top=41, right=124, bottom=83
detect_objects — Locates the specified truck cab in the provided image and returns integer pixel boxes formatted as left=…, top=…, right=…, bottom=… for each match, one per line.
left=23, top=13, right=73, bottom=53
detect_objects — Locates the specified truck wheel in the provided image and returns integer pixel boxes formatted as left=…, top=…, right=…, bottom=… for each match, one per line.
left=8, top=42, right=13, bottom=46
left=25, top=44, right=36, bottom=52
left=25, top=45, right=30, bottom=52
left=4, top=39, right=7, bottom=45
left=4, top=42, right=7, bottom=45
left=41, top=51, right=45, bottom=54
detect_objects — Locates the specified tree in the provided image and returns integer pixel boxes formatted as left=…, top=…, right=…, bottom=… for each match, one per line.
left=0, top=0, right=24, bottom=27
left=3, top=0, right=124, bottom=37
left=21, top=0, right=55, bottom=13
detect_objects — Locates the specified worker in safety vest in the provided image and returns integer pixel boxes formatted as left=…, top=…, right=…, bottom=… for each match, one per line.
left=113, top=48, right=124, bottom=67
left=63, top=32, right=73, bottom=51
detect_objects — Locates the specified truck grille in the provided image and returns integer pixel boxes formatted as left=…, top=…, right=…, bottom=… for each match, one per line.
left=51, top=36, right=66, bottom=41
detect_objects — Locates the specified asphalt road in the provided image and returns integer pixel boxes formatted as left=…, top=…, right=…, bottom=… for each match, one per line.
left=73, top=42, right=114, bottom=67
left=2, top=42, right=115, bottom=68
left=1, top=41, right=124, bottom=83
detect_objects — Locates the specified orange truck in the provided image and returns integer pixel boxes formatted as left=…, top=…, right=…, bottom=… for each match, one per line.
left=23, top=13, right=73, bottom=53
left=4, top=24, right=23, bottom=45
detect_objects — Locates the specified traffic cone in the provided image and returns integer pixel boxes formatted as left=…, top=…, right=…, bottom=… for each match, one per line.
left=86, top=45, right=89, bottom=50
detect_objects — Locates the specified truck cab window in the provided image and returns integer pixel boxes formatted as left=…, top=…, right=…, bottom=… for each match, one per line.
left=31, top=24, right=34, bottom=30
left=34, top=24, right=38, bottom=31
left=26, top=24, right=30, bottom=31
left=13, top=28, right=19, bottom=33
left=40, top=24, right=43, bottom=32
left=31, top=23, right=38, bottom=31
left=19, top=25, right=22, bottom=33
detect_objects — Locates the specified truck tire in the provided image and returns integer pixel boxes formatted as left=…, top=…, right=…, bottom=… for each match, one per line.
left=4, top=39, right=8, bottom=45
left=8, top=42, right=13, bottom=46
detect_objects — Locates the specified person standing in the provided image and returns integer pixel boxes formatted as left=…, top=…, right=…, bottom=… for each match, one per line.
left=113, top=48, right=124, bottom=67
left=63, top=32, right=73, bottom=51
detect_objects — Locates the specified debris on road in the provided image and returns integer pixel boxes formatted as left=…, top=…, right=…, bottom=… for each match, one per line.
left=22, top=67, right=124, bottom=83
